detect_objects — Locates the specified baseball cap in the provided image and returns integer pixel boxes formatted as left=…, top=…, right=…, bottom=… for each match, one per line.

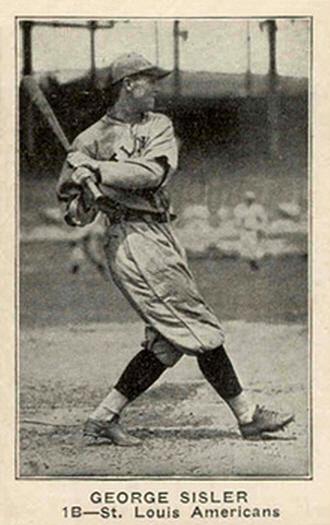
left=244, top=191, right=256, bottom=200
left=109, top=52, right=171, bottom=84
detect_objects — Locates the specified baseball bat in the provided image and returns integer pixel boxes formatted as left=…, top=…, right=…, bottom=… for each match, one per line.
left=22, top=75, right=104, bottom=202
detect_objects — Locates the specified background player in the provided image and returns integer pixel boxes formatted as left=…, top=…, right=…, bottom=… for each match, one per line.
left=234, top=191, right=268, bottom=270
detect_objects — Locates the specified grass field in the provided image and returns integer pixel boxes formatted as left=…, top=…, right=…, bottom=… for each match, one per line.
left=20, top=242, right=307, bottom=328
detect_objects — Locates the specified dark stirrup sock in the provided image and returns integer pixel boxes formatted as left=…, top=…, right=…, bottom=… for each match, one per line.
left=115, top=350, right=167, bottom=401
left=197, top=345, right=243, bottom=399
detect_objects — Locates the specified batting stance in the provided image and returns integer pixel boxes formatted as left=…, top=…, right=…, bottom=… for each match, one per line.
left=57, top=53, right=293, bottom=445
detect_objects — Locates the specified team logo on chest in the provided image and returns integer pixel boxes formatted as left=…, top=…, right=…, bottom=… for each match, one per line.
left=111, top=136, right=147, bottom=161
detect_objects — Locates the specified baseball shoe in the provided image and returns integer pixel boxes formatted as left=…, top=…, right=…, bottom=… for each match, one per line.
left=83, top=415, right=142, bottom=446
left=70, top=263, right=80, bottom=274
left=249, top=260, right=260, bottom=271
left=239, top=405, right=294, bottom=439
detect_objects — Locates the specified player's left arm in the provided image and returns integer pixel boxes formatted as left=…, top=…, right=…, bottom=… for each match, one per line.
left=256, top=205, right=268, bottom=235
left=57, top=137, right=99, bottom=226
left=233, top=205, right=244, bottom=229
left=67, top=118, right=178, bottom=191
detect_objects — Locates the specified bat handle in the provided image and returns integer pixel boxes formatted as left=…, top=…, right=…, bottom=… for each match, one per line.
left=74, top=167, right=107, bottom=205
left=85, top=177, right=104, bottom=202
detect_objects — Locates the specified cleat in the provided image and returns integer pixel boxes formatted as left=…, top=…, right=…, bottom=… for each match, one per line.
left=249, top=260, right=260, bottom=271
left=70, top=263, right=80, bottom=274
left=239, top=405, right=294, bottom=439
left=83, top=416, right=142, bottom=447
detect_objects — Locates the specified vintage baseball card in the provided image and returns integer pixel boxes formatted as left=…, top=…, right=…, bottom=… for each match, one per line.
left=0, top=0, right=329, bottom=524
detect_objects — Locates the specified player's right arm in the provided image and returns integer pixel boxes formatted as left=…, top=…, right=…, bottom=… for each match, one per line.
left=66, top=116, right=178, bottom=192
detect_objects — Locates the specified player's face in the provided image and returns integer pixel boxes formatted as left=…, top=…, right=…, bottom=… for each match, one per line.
left=128, top=75, right=159, bottom=111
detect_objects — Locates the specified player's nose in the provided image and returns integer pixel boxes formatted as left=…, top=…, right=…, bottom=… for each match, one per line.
left=151, top=79, right=160, bottom=93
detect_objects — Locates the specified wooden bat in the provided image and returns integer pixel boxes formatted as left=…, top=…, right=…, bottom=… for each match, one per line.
left=22, top=75, right=104, bottom=202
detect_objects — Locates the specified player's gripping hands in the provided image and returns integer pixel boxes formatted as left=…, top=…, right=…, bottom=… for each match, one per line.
left=67, top=152, right=100, bottom=186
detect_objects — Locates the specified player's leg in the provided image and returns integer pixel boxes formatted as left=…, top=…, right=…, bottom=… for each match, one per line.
left=197, top=345, right=253, bottom=420
left=84, top=350, right=166, bottom=446
left=197, top=345, right=294, bottom=438
left=84, top=330, right=182, bottom=445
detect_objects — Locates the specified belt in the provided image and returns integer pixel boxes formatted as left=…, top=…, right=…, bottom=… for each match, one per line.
left=110, top=209, right=171, bottom=224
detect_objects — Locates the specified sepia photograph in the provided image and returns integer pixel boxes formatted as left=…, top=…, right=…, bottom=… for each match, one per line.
left=18, top=16, right=310, bottom=478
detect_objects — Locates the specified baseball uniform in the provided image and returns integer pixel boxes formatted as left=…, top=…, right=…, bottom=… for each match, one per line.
left=58, top=54, right=294, bottom=445
left=58, top=110, right=225, bottom=366
left=234, top=200, right=267, bottom=261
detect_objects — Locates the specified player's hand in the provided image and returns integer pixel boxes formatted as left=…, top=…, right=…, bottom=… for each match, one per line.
left=71, top=166, right=98, bottom=186
left=64, top=193, right=98, bottom=227
left=67, top=151, right=99, bottom=172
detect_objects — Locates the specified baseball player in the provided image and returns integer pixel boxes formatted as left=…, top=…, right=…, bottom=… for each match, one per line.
left=234, top=191, right=268, bottom=270
left=57, top=52, right=294, bottom=446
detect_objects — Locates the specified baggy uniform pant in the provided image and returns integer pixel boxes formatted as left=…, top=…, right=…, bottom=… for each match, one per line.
left=104, top=220, right=225, bottom=366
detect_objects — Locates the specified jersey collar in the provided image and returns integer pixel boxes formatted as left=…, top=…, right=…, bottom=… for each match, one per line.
left=103, top=110, right=150, bottom=126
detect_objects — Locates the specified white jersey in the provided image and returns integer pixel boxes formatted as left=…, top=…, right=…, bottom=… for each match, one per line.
left=234, top=202, right=267, bottom=231
left=58, top=111, right=178, bottom=215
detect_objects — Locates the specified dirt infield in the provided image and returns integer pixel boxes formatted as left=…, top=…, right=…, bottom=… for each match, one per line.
left=19, top=320, right=309, bottom=478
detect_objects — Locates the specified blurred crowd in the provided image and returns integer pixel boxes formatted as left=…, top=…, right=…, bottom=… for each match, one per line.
left=37, top=186, right=306, bottom=279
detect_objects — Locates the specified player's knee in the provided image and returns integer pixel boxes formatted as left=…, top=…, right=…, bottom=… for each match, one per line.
left=155, top=349, right=182, bottom=367
left=151, top=339, right=182, bottom=367
left=143, top=331, right=182, bottom=368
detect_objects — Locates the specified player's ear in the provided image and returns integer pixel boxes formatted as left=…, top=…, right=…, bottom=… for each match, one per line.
left=123, top=77, right=134, bottom=92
